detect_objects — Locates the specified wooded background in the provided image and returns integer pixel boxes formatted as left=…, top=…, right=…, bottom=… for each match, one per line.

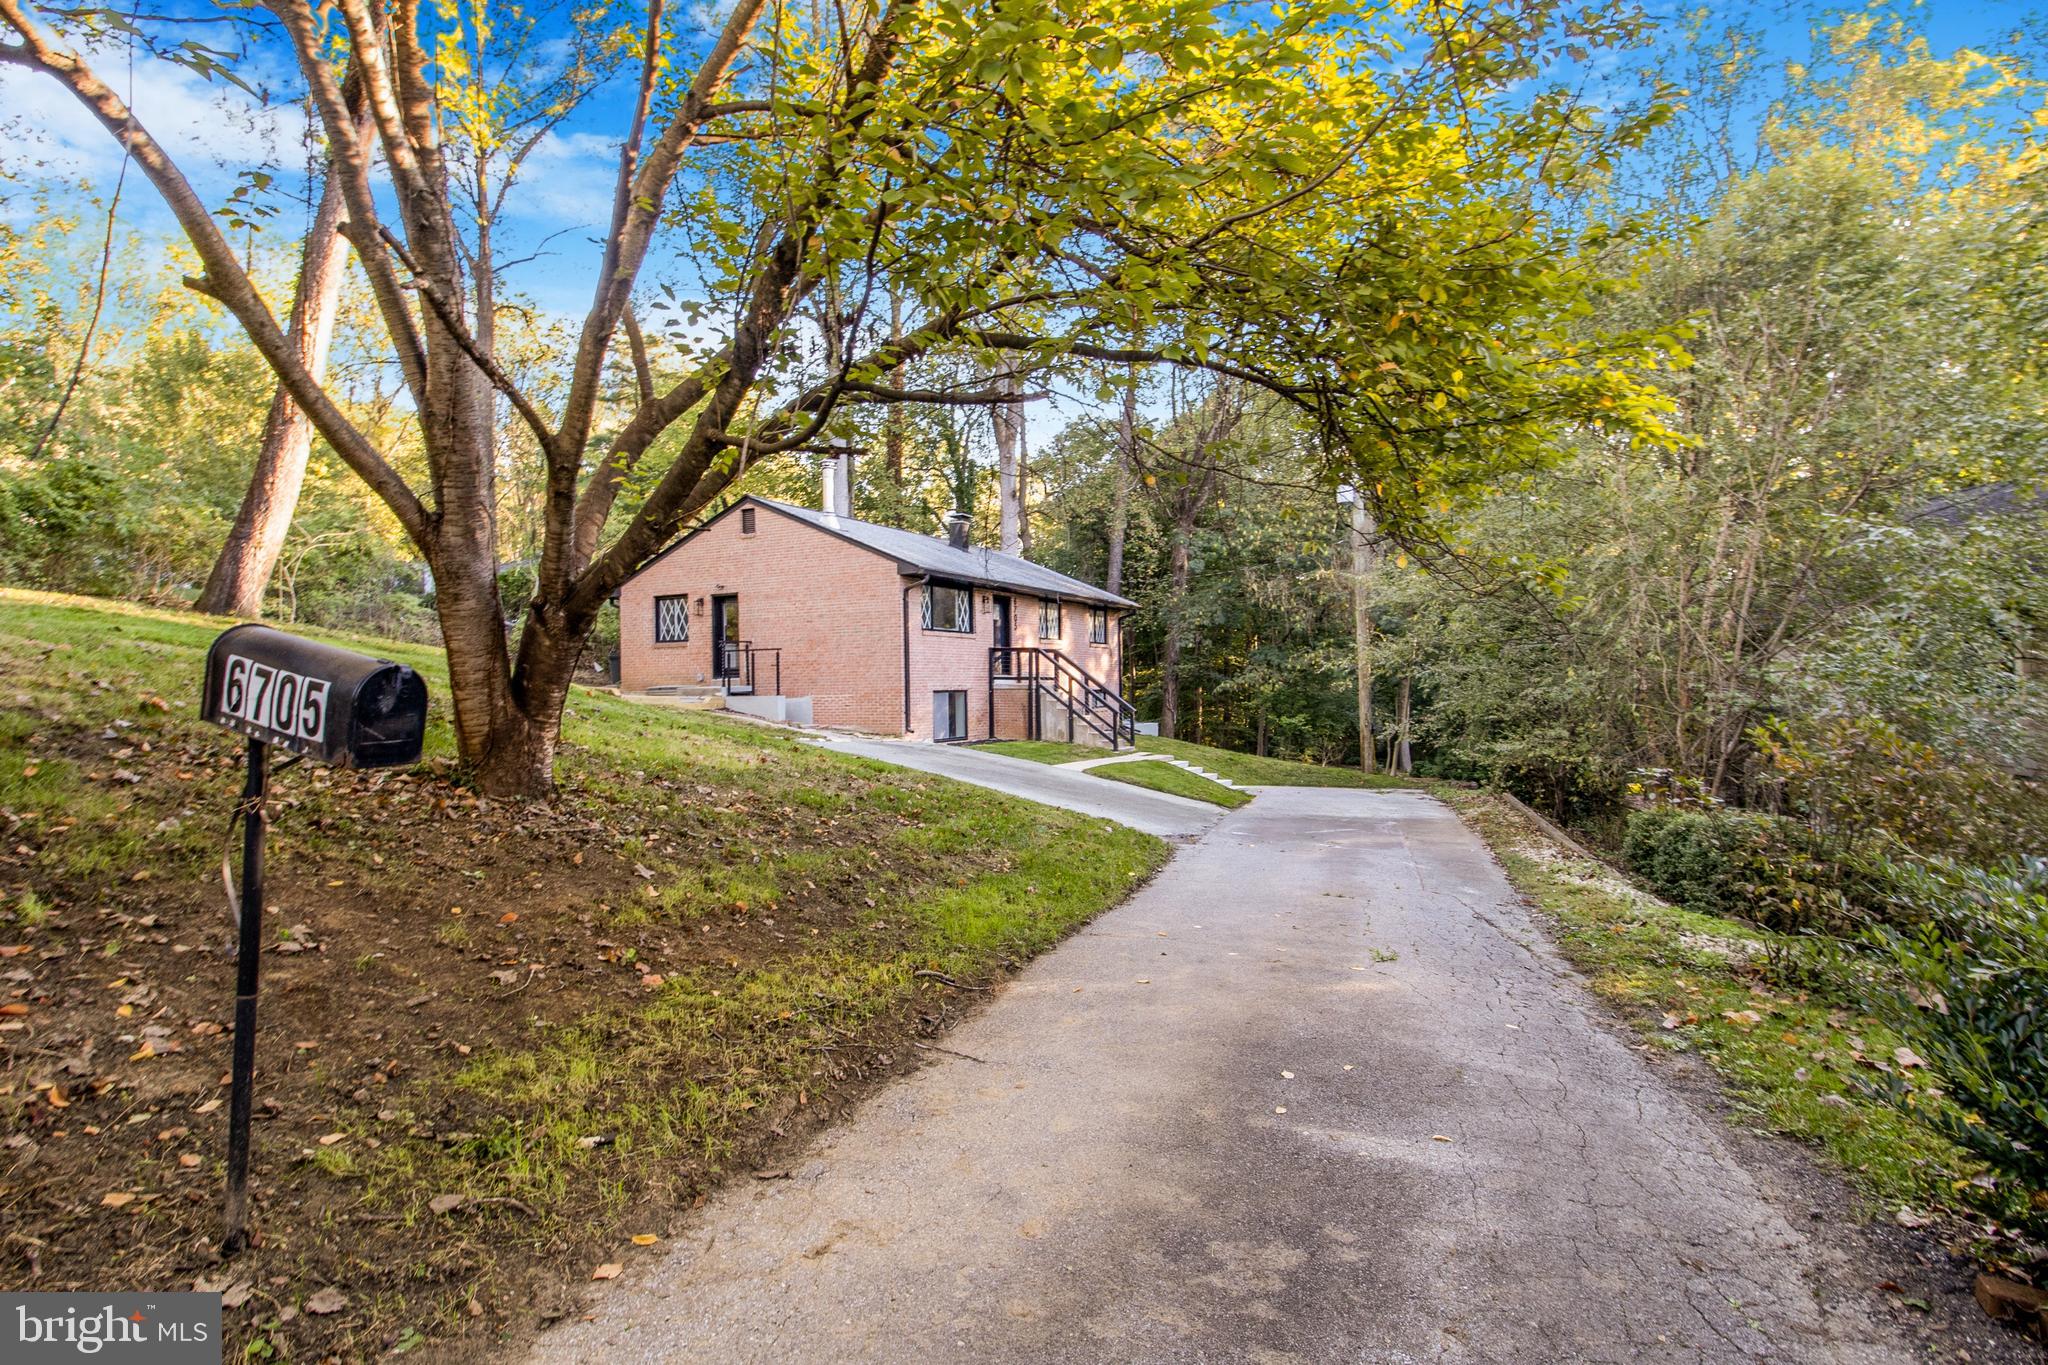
left=0, top=0, right=2040, bottom=835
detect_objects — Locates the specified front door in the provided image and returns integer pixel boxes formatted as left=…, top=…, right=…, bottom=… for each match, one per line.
left=992, top=594, right=1012, bottom=675
left=711, top=594, right=739, bottom=681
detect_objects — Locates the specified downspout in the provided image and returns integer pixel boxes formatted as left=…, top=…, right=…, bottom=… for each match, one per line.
left=902, top=574, right=928, bottom=735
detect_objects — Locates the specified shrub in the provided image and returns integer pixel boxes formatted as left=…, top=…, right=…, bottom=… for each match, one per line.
left=1861, top=856, right=2048, bottom=1191
left=1622, top=806, right=1853, bottom=932
left=1754, top=715, right=2048, bottom=865
left=1620, top=806, right=1681, bottom=873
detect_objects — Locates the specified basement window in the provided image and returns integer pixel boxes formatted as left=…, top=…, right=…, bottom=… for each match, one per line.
left=654, top=594, right=689, bottom=644
left=921, top=581, right=973, bottom=633
left=933, top=690, right=968, bottom=741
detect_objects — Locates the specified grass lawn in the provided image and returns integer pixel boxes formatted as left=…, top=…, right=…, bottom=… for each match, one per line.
left=976, top=739, right=1105, bottom=765
left=1446, top=790, right=2025, bottom=1229
left=1090, top=758, right=1251, bottom=808
left=1136, top=735, right=1410, bottom=789
left=0, top=589, right=1166, bottom=1360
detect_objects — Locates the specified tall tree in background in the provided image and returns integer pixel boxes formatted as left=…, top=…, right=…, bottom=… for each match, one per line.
left=1130, top=380, right=1250, bottom=738
left=992, top=360, right=1026, bottom=554
left=1344, top=487, right=1379, bottom=772
left=196, top=91, right=370, bottom=617
left=1, top=0, right=1675, bottom=795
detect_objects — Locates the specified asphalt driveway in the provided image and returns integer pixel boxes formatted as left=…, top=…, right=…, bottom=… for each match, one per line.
left=534, top=788, right=1914, bottom=1364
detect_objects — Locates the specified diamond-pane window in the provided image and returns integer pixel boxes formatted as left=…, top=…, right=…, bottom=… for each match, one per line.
left=1040, top=597, right=1059, bottom=637
left=921, top=582, right=972, bottom=633
left=654, top=594, right=689, bottom=644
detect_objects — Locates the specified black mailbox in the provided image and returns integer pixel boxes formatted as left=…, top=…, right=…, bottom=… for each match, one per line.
left=201, top=624, right=430, bottom=1256
left=201, top=624, right=427, bottom=768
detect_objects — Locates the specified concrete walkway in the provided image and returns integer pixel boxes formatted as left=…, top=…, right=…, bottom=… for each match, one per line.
left=536, top=789, right=1911, bottom=1364
left=815, top=736, right=1224, bottom=839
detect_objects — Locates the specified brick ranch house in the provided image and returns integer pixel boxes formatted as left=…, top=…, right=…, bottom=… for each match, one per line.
left=616, top=481, right=1138, bottom=746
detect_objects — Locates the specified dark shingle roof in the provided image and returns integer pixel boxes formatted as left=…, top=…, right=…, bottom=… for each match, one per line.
left=748, top=498, right=1135, bottom=608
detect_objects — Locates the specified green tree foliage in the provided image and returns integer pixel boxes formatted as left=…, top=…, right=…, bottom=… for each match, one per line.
left=0, top=196, right=435, bottom=634
left=1034, top=398, right=1361, bottom=761
left=2, top=0, right=1680, bottom=794
left=1389, top=37, right=2047, bottom=829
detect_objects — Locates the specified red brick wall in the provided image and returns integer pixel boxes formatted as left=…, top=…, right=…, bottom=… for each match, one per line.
left=904, top=585, right=992, bottom=740
left=1041, top=597, right=1121, bottom=689
left=619, top=504, right=1127, bottom=741
left=991, top=683, right=1030, bottom=740
left=908, top=588, right=1124, bottom=742
left=617, top=507, right=908, bottom=733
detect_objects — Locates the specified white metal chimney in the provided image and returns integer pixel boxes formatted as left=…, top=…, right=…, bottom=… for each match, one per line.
left=821, top=440, right=855, bottom=518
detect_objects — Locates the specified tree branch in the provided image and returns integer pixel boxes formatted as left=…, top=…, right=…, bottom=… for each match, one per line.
left=964, top=329, right=1312, bottom=398
left=377, top=225, right=555, bottom=452
left=0, top=0, right=430, bottom=546
left=265, top=0, right=428, bottom=409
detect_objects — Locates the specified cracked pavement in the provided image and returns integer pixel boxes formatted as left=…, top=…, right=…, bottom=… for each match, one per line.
left=534, top=788, right=1915, bottom=1363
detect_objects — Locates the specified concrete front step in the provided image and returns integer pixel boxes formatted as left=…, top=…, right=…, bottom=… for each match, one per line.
left=619, top=686, right=728, bottom=712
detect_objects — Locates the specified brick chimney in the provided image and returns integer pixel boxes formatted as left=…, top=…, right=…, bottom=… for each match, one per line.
left=943, top=509, right=972, bottom=550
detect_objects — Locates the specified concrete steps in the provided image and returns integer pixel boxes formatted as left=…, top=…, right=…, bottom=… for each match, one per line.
left=1156, top=756, right=1249, bottom=790
left=1062, top=751, right=1250, bottom=791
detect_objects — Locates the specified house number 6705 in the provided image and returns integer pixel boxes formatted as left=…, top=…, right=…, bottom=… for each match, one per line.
left=221, top=653, right=330, bottom=741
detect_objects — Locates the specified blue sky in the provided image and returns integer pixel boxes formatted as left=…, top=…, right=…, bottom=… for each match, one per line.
left=1, top=1, right=2041, bottom=334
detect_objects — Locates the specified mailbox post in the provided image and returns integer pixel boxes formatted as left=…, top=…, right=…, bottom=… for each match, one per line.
left=200, top=625, right=427, bottom=1255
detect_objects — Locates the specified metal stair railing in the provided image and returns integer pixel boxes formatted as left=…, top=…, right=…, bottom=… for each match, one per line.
left=988, top=647, right=1137, bottom=748
left=716, top=640, right=781, bottom=698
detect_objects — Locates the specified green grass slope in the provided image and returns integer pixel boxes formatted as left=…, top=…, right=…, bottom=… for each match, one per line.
left=1091, top=758, right=1251, bottom=808
left=1136, top=735, right=1408, bottom=788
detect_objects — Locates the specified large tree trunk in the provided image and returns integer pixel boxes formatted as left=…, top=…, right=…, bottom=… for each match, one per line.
left=1158, top=515, right=1191, bottom=739
left=195, top=160, right=355, bottom=617
left=1015, top=376, right=1031, bottom=557
left=1349, top=496, right=1378, bottom=772
left=884, top=291, right=906, bottom=484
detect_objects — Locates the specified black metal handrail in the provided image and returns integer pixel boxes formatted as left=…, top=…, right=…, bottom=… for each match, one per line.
left=988, top=646, right=1136, bottom=748
left=717, top=640, right=781, bottom=697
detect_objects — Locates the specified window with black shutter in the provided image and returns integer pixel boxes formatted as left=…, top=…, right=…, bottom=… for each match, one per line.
left=654, top=594, right=689, bottom=644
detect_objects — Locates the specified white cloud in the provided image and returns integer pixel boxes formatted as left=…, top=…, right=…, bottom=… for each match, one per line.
left=1, top=46, right=305, bottom=192
left=505, top=128, right=623, bottom=231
